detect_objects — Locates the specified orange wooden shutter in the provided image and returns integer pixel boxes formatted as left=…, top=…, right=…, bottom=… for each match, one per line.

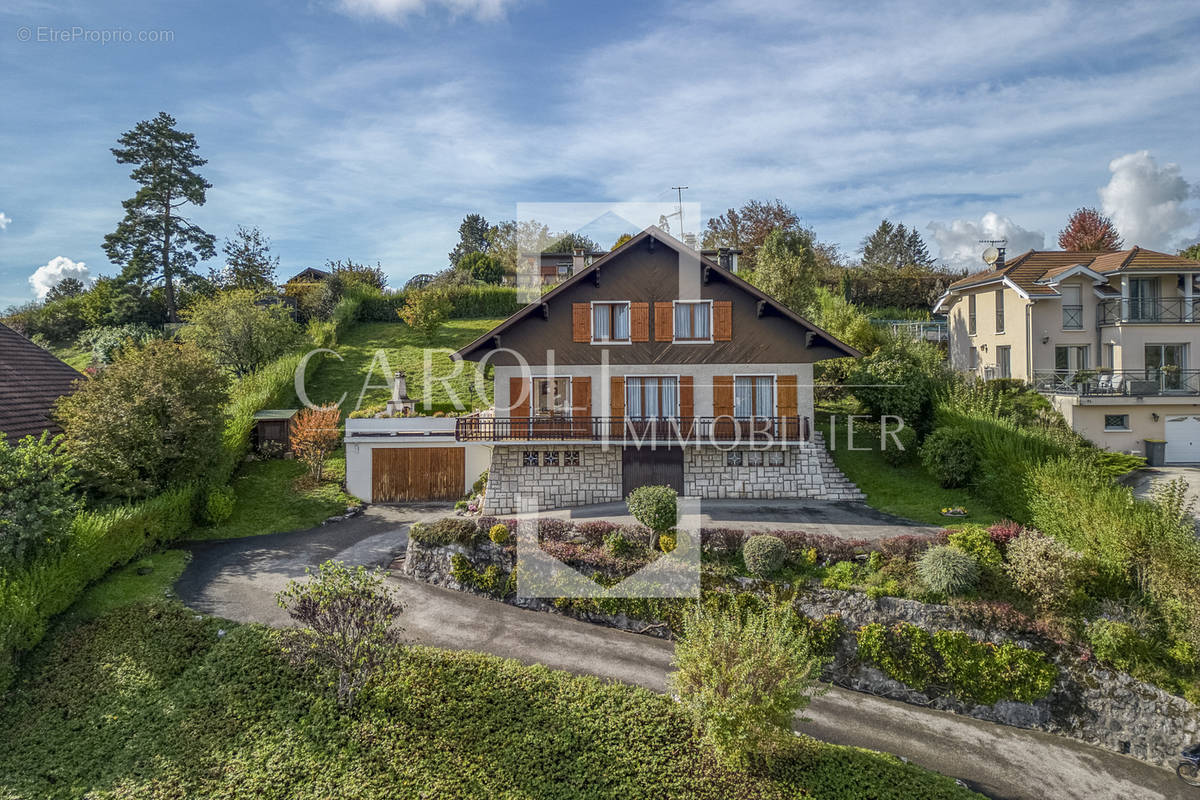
left=654, top=302, right=673, bottom=341
left=572, top=303, right=591, bottom=342
left=509, top=376, right=530, bottom=417
left=712, top=375, right=734, bottom=417
left=572, top=376, right=591, bottom=417
left=610, top=376, right=625, bottom=437
left=679, top=375, right=694, bottom=417
left=777, top=375, right=798, bottom=417
left=631, top=302, right=650, bottom=342
left=713, top=301, right=732, bottom=341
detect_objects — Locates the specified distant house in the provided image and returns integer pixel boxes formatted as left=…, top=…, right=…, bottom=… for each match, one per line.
left=285, top=267, right=331, bottom=284
left=0, top=323, right=82, bottom=441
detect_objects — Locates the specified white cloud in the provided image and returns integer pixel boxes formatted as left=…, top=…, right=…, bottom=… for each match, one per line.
left=334, top=0, right=517, bottom=21
left=927, top=212, right=1046, bottom=270
left=28, top=256, right=92, bottom=300
left=1098, top=150, right=1196, bottom=250
left=0, top=212, right=10, bottom=230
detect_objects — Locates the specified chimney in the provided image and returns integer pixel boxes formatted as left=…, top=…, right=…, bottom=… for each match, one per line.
left=385, top=370, right=415, bottom=417
left=995, top=246, right=1006, bottom=271
left=718, top=247, right=731, bottom=270
left=730, top=250, right=740, bottom=273
left=572, top=248, right=586, bottom=275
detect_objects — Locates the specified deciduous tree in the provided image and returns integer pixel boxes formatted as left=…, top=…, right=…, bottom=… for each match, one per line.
left=751, top=227, right=820, bottom=315
left=399, top=288, right=452, bottom=342
left=702, top=199, right=801, bottom=271
left=180, top=289, right=303, bottom=377
left=1179, top=242, right=1200, bottom=261
left=458, top=251, right=504, bottom=284
left=1058, top=207, right=1123, bottom=251
left=214, top=226, right=279, bottom=291
left=55, top=340, right=228, bottom=499
left=102, top=112, right=216, bottom=323
left=326, top=259, right=388, bottom=291
left=289, top=405, right=342, bottom=482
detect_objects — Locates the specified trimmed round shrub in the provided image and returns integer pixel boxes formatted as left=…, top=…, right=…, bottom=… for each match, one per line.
left=916, top=545, right=979, bottom=596
left=626, top=485, right=678, bottom=533
left=919, top=426, right=977, bottom=488
left=743, top=535, right=787, bottom=578
left=488, top=523, right=510, bottom=545
left=203, top=485, right=235, bottom=525
left=946, top=525, right=1002, bottom=570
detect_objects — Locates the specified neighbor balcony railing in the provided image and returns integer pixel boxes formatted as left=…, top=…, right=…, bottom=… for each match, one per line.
left=1062, top=304, right=1084, bottom=329
left=1098, top=298, right=1200, bottom=325
left=1032, top=369, right=1200, bottom=396
left=454, top=415, right=810, bottom=444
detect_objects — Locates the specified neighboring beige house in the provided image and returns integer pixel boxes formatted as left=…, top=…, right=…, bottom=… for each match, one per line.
left=934, top=247, right=1200, bottom=461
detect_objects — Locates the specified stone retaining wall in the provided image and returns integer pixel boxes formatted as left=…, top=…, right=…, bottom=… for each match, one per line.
left=401, top=538, right=1198, bottom=767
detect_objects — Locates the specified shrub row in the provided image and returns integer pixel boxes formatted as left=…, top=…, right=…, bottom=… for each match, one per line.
left=357, top=285, right=523, bottom=322
left=855, top=621, right=1058, bottom=705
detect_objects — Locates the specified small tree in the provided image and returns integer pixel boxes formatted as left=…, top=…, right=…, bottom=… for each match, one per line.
left=459, top=251, right=504, bottom=284
left=670, top=601, right=823, bottom=767
left=276, top=560, right=404, bottom=709
left=399, top=289, right=452, bottom=342
left=626, top=484, right=677, bottom=551
left=751, top=227, right=820, bottom=315
left=0, top=433, right=79, bottom=568
left=180, top=289, right=303, bottom=377
left=1058, top=207, right=1123, bottom=251
left=290, top=405, right=341, bottom=482
left=214, top=225, right=279, bottom=291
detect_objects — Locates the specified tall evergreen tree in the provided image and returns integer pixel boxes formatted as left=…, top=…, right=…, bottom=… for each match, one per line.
left=448, top=213, right=491, bottom=268
left=860, top=219, right=934, bottom=270
left=102, top=112, right=216, bottom=323
left=214, top=226, right=279, bottom=291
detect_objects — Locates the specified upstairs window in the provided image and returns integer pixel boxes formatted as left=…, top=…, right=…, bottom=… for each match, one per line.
left=1062, top=285, right=1083, bottom=329
left=968, top=295, right=977, bottom=335
left=626, top=376, right=679, bottom=418
left=592, top=302, right=630, bottom=343
left=674, top=301, right=711, bottom=341
left=995, top=289, right=1005, bottom=333
left=734, top=376, right=775, bottom=417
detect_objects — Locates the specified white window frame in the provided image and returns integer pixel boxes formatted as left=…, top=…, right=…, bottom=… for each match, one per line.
left=996, top=345, right=1012, bottom=379
left=732, top=374, right=777, bottom=418
left=624, top=374, right=681, bottom=418
left=530, top=375, right=572, bottom=418
left=590, top=301, right=632, bottom=345
left=671, top=299, right=713, bottom=344
left=1103, top=414, right=1131, bottom=432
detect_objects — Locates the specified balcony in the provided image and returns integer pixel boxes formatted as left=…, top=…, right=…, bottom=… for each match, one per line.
left=1098, top=298, right=1200, bottom=325
left=454, top=415, right=810, bottom=444
left=1033, top=369, right=1200, bottom=397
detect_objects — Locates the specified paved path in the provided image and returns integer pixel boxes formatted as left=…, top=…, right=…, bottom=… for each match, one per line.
left=543, top=499, right=945, bottom=540
left=176, top=508, right=1184, bottom=800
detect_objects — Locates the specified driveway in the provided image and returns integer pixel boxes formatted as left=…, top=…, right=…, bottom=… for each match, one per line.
left=175, top=508, right=1182, bottom=800
left=543, top=499, right=944, bottom=540
left=1127, top=467, right=1200, bottom=522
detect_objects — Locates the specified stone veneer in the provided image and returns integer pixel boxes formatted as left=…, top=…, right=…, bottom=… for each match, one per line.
left=684, top=445, right=827, bottom=499
left=483, top=446, right=622, bottom=514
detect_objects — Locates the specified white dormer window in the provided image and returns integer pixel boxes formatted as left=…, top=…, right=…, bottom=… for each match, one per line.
left=592, top=302, right=630, bottom=343
left=673, top=300, right=712, bottom=342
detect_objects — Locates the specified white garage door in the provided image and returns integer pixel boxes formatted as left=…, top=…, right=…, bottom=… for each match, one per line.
left=1165, top=416, right=1200, bottom=463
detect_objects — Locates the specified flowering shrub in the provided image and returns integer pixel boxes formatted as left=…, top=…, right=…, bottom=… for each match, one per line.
left=488, top=523, right=510, bottom=545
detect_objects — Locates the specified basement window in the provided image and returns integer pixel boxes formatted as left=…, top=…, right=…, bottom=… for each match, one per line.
left=542, top=450, right=560, bottom=467
left=1104, top=414, right=1130, bottom=432
left=747, top=451, right=764, bottom=466
left=725, top=451, right=743, bottom=467
left=768, top=450, right=785, bottom=467
left=563, top=451, right=580, bottom=467
left=522, top=450, right=539, bottom=468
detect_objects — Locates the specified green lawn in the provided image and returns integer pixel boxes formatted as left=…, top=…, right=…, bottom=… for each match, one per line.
left=50, top=344, right=90, bottom=371
left=0, top=600, right=981, bottom=800
left=816, top=412, right=1003, bottom=526
left=56, top=549, right=191, bottom=625
left=283, top=319, right=504, bottom=415
left=187, top=455, right=355, bottom=541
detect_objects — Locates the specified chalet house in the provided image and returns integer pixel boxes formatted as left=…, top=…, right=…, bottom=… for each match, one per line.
left=935, top=247, right=1200, bottom=461
left=344, top=228, right=863, bottom=512
left=0, top=322, right=81, bottom=441
left=284, top=267, right=332, bottom=284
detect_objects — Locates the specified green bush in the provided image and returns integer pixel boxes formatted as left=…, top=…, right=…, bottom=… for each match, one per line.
left=450, top=554, right=513, bottom=598
left=880, top=424, right=918, bottom=466
left=919, top=427, right=976, bottom=488
left=357, top=285, right=523, bottom=322
left=1086, top=618, right=1156, bottom=675
left=1004, top=531, right=1084, bottom=613
left=742, top=535, right=787, bottom=578
left=626, top=485, right=678, bottom=534
left=916, top=546, right=979, bottom=596
left=488, top=523, right=510, bottom=545
left=604, top=531, right=638, bottom=558
left=849, top=335, right=949, bottom=435
left=409, top=517, right=478, bottom=547
left=0, top=432, right=80, bottom=569
left=821, top=560, right=860, bottom=590
left=946, top=525, right=1002, bottom=571
left=856, top=622, right=1057, bottom=704
left=203, top=485, right=235, bottom=525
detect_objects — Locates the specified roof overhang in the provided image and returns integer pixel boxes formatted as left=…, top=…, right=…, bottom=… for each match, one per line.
left=932, top=274, right=1030, bottom=314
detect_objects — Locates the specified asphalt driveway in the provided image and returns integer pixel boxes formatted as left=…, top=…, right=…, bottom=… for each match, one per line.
left=175, top=506, right=1183, bottom=800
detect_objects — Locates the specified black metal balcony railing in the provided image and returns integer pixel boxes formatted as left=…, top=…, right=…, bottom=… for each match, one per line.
left=455, top=415, right=810, bottom=444
left=1098, top=298, right=1200, bottom=325
left=1033, top=369, right=1200, bottom=396
left=1062, top=305, right=1084, bottom=329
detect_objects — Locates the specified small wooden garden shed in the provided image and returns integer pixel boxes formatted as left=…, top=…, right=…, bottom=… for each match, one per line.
left=252, top=409, right=300, bottom=453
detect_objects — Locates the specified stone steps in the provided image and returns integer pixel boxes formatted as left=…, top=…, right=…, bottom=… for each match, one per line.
left=809, top=431, right=867, bottom=501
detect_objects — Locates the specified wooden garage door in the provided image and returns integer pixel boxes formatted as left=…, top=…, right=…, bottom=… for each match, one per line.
left=621, top=446, right=684, bottom=497
left=372, top=447, right=465, bottom=502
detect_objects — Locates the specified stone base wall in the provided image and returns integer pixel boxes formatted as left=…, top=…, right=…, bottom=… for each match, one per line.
left=400, top=538, right=1200, bottom=768
left=683, top=445, right=827, bottom=499
left=483, top=446, right=622, bottom=514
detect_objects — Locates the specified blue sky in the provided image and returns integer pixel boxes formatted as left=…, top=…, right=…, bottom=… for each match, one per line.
left=2, top=0, right=1200, bottom=307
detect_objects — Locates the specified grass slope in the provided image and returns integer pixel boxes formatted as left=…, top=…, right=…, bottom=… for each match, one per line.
left=284, top=319, right=504, bottom=415
left=0, top=601, right=981, bottom=800
left=188, top=455, right=354, bottom=541
left=817, top=413, right=1002, bottom=526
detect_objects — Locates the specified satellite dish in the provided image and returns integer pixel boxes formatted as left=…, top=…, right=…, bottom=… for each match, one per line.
left=982, top=246, right=1000, bottom=266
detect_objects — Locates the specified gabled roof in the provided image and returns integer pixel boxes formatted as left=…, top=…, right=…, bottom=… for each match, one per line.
left=286, top=267, right=331, bottom=283
left=454, top=226, right=861, bottom=360
left=0, top=322, right=82, bottom=441
left=936, top=247, right=1200, bottom=310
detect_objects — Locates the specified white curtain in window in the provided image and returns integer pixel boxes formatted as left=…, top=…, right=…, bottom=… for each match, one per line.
left=613, top=304, right=630, bottom=340
left=755, top=377, right=774, bottom=415
left=734, top=377, right=754, bottom=417
left=661, top=377, right=678, bottom=417
left=695, top=305, right=710, bottom=339
left=674, top=304, right=691, bottom=338
left=626, top=377, right=642, bottom=417
left=592, top=304, right=610, bottom=340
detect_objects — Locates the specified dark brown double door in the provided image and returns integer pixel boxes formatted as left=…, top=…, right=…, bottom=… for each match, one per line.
left=621, top=446, right=684, bottom=497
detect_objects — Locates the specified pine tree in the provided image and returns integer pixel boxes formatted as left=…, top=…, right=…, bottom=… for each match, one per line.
left=102, top=112, right=216, bottom=323
left=860, top=219, right=933, bottom=270
left=448, top=214, right=491, bottom=268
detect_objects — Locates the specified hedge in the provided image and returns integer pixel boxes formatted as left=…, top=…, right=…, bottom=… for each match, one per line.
left=0, top=292, right=367, bottom=694
left=357, top=285, right=523, bottom=322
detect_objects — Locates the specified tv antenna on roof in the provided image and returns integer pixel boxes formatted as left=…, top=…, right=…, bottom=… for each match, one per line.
left=669, top=185, right=688, bottom=234
left=979, top=238, right=1007, bottom=266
